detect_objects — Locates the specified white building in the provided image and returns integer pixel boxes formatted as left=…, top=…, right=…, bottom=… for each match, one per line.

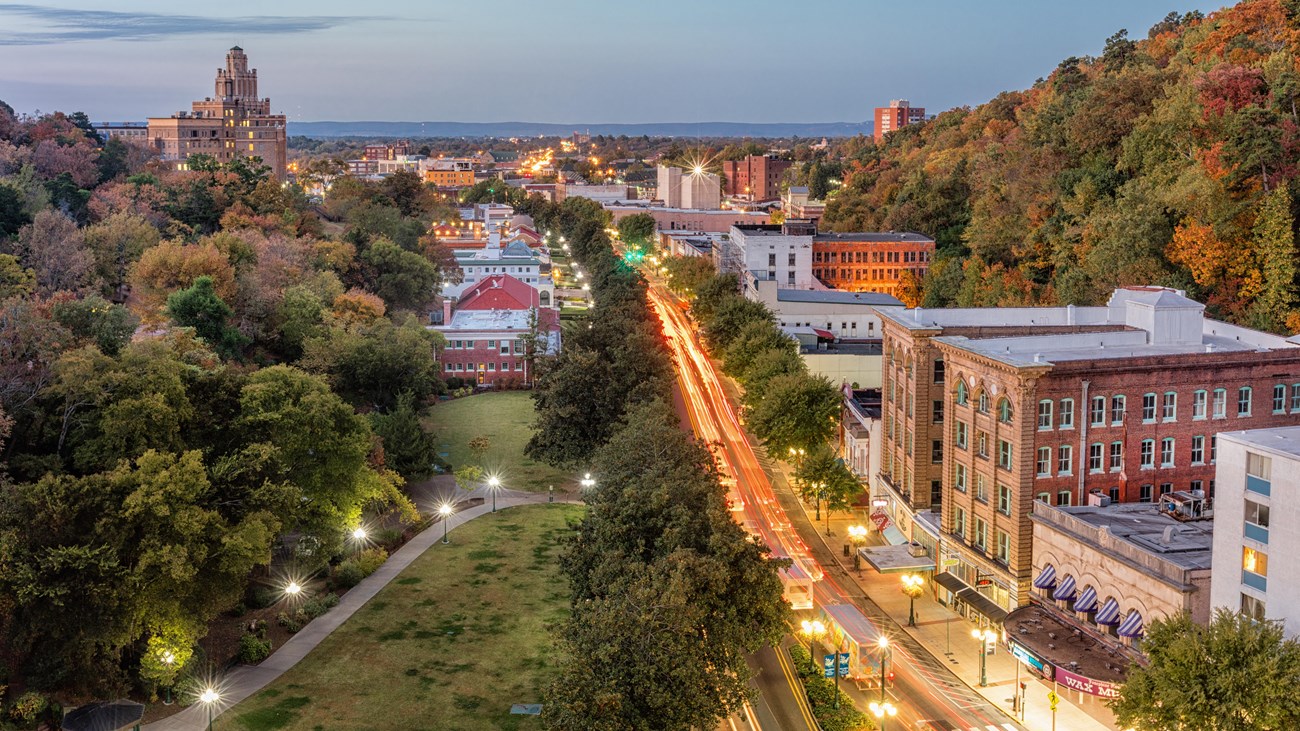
left=729, top=222, right=816, bottom=289
left=444, top=229, right=553, bottom=305
left=656, top=165, right=682, bottom=207
left=1213, top=427, right=1300, bottom=636
left=656, top=165, right=720, bottom=209
left=747, top=278, right=904, bottom=340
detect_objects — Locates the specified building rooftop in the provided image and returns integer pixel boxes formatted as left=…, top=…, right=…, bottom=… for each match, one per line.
left=777, top=289, right=904, bottom=307
left=442, top=309, right=533, bottom=331
left=1033, top=501, right=1214, bottom=573
left=457, top=274, right=538, bottom=311
left=813, top=231, right=935, bottom=244
left=1218, top=425, right=1300, bottom=459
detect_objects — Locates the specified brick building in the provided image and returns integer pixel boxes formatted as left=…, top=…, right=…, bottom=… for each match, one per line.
left=878, top=287, right=1300, bottom=623
left=434, top=274, right=560, bottom=387
left=147, top=47, right=288, bottom=178
left=873, top=99, right=926, bottom=141
left=812, top=231, right=934, bottom=297
left=721, top=154, right=792, bottom=201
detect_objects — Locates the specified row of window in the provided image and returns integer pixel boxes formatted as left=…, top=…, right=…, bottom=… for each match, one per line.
left=952, top=466, right=1016, bottom=516
left=462, top=266, right=538, bottom=274
left=954, top=382, right=1015, bottom=423
left=443, top=361, right=523, bottom=373
left=1035, top=384, right=1298, bottom=431
left=951, top=506, right=1012, bottom=562
left=1032, top=436, right=1217, bottom=477
left=813, top=250, right=932, bottom=264
left=446, top=340, right=522, bottom=353
left=953, top=422, right=1014, bottom=468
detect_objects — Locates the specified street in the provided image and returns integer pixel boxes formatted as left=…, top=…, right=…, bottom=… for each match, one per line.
left=649, top=284, right=1028, bottom=731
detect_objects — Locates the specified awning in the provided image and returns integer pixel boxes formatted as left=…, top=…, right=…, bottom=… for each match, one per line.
left=1095, top=597, right=1121, bottom=625
left=956, top=587, right=1009, bottom=625
left=1052, top=574, right=1077, bottom=602
left=861, top=544, right=936, bottom=573
left=1032, top=564, right=1056, bottom=590
left=1073, top=585, right=1098, bottom=614
left=882, top=524, right=908, bottom=545
left=813, top=328, right=836, bottom=340
left=933, top=571, right=967, bottom=595
left=1118, top=610, right=1145, bottom=638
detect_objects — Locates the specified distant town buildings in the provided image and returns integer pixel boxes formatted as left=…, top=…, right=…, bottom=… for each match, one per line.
left=93, top=122, right=149, bottom=144
left=782, top=186, right=826, bottom=223
left=555, top=181, right=635, bottom=204
left=722, top=154, right=792, bottom=201
left=147, top=47, right=288, bottom=178
left=656, top=165, right=721, bottom=209
left=728, top=222, right=817, bottom=290
left=812, top=231, right=935, bottom=298
left=443, top=228, right=553, bottom=306
left=604, top=204, right=771, bottom=234
left=874, top=99, right=926, bottom=141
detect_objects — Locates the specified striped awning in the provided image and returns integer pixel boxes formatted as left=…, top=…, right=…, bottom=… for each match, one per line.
left=1118, top=610, right=1145, bottom=638
left=1032, top=564, right=1056, bottom=590
left=1052, top=574, right=1077, bottom=601
left=1073, top=585, right=1098, bottom=614
left=1095, top=597, right=1121, bottom=625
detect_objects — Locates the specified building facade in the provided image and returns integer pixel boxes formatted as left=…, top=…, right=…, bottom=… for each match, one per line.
left=656, top=165, right=720, bottom=209
left=1212, top=427, right=1300, bottom=638
left=873, top=99, right=926, bottom=141
left=435, top=274, right=560, bottom=387
left=880, top=287, right=1300, bottom=621
left=147, top=47, right=287, bottom=178
left=93, top=122, right=149, bottom=143
left=782, top=186, right=826, bottom=223
left=605, top=204, right=771, bottom=234
left=722, top=154, right=792, bottom=200
left=812, top=231, right=934, bottom=298
left=729, top=222, right=816, bottom=290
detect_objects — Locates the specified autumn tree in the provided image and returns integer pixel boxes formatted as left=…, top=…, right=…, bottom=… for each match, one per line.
left=13, top=209, right=95, bottom=294
left=129, top=239, right=237, bottom=315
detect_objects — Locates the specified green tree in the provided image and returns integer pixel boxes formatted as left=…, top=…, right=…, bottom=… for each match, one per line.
left=740, top=346, right=807, bottom=405
left=747, top=373, right=840, bottom=455
left=359, top=238, right=439, bottom=312
left=1112, top=609, right=1300, bottom=731
left=792, top=443, right=862, bottom=520
left=302, top=314, right=443, bottom=410
left=723, top=320, right=795, bottom=380
left=616, top=213, right=656, bottom=246
left=0, top=253, right=35, bottom=299
left=663, top=255, right=717, bottom=297
left=702, top=296, right=774, bottom=351
left=1249, top=185, right=1297, bottom=331
left=166, top=275, right=248, bottom=359
left=370, top=391, right=441, bottom=479
left=691, top=273, right=739, bottom=323
left=51, top=294, right=139, bottom=356
left=0, top=182, right=31, bottom=239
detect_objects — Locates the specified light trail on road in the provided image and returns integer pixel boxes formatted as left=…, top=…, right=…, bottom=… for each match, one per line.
left=649, top=284, right=1025, bottom=731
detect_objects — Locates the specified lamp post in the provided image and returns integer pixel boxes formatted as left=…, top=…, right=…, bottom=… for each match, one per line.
left=580, top=473, right=596, bottom=491
left=351, top=526, right=367, bottom=543
left=972, top=628, right=997, bottom=687
left=439, top=503, right=454, bottom=544
left=799, top=619, right=826, bottom=659
left=877, top=635, right=890, bottom=703
left=487, top=476, right=501, bottom=512
left=161, top=651, right=175, bottom=705
left=869, top=701, right=898, bottom=731
left=847, top=525, right=868, bottom=573
left=901, top=573, right=924, bottom=627
left=199, top=688, right=219, bottom=731
left=284, top=581, right=302, bottom=599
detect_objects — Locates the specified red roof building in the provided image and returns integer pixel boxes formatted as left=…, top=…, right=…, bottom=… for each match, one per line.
left=434, top=274, right=560, bottom=387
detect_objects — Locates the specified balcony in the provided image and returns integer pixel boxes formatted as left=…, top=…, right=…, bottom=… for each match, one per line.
left=1242, top=570, right=1268, bottom=592
left=1247, top=475, right=1271, bottom=497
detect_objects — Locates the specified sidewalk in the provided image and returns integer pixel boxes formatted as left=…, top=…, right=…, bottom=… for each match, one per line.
left=142, top=491, right=568, bottom=731
left=771, top=457, right=1117, bottom=731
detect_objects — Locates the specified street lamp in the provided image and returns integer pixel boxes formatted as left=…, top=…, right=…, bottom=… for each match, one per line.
left=799, top=619, right=826, bottom=658
left=847, top=525, right=868, bottom=573
left=487, top=475, right=501, bottom=512
left=580, top=473, right=596, bottom=490
left=284, top=581, right=302, bottom=598
left=161, top=651, right=175, bottom=705
left=351, top=526, right=367, bottom=542
left=439, top=503, right=454, bottom=544
left=901, top=574, right=925, bottom=627
left=972, top=628, right=998, bottom=687
left=199, top=688, right=220, bottom=731
left=877, top=635, right=891, bottom=702
left=869, top=701, right=898, bottom=731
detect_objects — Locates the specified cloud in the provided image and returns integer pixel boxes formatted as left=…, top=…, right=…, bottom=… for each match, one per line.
left=0, top=4, right=382, bottom=45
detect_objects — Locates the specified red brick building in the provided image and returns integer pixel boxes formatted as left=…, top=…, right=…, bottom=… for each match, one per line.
left=812, top=231, right=934, bottom=297
left=873, top=99, right=926, bottom=141
left=434, top=274, right=560, bottom=387
left=721, top=154, right=792, bottom=201
left=877, top=287, right=1300, bottom=621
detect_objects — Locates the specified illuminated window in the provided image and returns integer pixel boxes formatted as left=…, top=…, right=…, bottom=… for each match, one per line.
left=1243, top=546, right=1268, bottom=577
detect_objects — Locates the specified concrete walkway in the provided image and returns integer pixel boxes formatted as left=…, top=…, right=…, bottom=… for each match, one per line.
left=143, top=491, right=573, bottom=731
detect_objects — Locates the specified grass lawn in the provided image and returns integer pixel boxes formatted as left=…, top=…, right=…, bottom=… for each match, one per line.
left=228, top=503, right=583, bottom=731
left=425, top=391, right=572, bottom=492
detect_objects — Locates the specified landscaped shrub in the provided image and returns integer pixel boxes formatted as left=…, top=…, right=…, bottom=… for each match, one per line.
left=276, top=611, right=303, bottom=634
left=237, top=634, right=273, bottom=664
left=355, top=547, right=388, bottom=576
left=303, top=593, right=340, bottom=619
left=788, top=645, right=874, bottom=731
left=249, top=586, right=281, bottom=610
left=7, top=691, right=47, bottom=727
left=375, top=527, right=405, bottom=550
left=333, top=560, right=365, bottom=589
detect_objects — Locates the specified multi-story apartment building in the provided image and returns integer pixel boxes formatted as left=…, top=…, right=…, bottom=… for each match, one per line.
left=879, top=287, right=1300, bottom=622
left=729, top=222, right=816, bottom=290
left=147, top=47, right=287, bottom=178
left=812, top=231, right=934, bottom=297
left=656, top=165, right=721, bottom=209
left=722, top=154, right=792, bottom=201
left=873, top=99, right=927, bottom=141
left=1212, top=426, right=1300, bottom=637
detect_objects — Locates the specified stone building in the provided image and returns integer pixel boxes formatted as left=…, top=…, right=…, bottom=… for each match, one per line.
left=147, top=47, right=287, bottom=178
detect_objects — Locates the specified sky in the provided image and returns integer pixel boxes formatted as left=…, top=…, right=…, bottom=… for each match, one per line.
left=0, top=0, right=1230, bottom=124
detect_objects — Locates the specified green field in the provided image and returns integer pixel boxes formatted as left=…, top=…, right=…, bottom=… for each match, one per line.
left=426, top=391, right=572, bottom=492
left=229, top=503, right=582, bottom=731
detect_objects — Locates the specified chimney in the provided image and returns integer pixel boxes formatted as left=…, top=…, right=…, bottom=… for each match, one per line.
left=442, top=298, right=453, bottom=323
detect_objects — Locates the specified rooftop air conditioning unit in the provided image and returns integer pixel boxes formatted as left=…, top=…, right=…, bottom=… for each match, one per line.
left=1088, top=493, right=1112, bottom=508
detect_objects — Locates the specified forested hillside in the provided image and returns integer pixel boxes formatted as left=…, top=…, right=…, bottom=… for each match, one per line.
left=823, top=0, right=1300, bottom=331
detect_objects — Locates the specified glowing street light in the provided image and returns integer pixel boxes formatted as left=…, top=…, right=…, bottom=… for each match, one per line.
left=487, top=475, right=501, bottom=512
left=972, top=628, right=998, bottom=687
left=199, top=688, right=220, bottom=731
left=869, top=701, right=898, bottom=731
left=161, top=651, right=176, bottom=705
left=580, top=473, right=596, bottom=490
left=284, top=581, right=302, bottom=598
left=901, top=573, right=925, bottom=627
left=438, top=503, right=455, bottom=544
left=799, top=619, right=826, bottom=658
left=351, top=526, right=367, bottom=541
left=847, top=525, right=868, bottom=573
left=877, top=635, right=891, bottom=702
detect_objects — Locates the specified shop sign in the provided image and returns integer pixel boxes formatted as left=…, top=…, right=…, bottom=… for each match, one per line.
left=1009, top=640, right=1051, bottom=678
left=1054, top=666, right=1121, bottom=699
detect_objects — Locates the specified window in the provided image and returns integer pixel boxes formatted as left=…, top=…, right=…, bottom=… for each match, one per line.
left=931, top=440, right=943, bottom=464
left=1211, top=435, right=1218, bottom=464
left=1160, top=438, right=1175, bottom=468
left=977, top=431, right=989, bottom=458
left=933, top=360, right=945, bottom=384
left=933, top=400, right=944, bottom=424
left=953, top=506, right=966, bottom=538
left=1242, top=593, right=1267, bottom=622
left=956, top=381, right=968, bottom=405
left=487, top=363, right=496, bottom=371
left=1274, top=384, right=1287, bottom=413
left=1109, top=486, right=1120, bottom=502
left=954, top=464, right=968, bottom=492
left=998, top=399, right=1013, bottom=424
left=975, top=474, right=988, bottom=502
left=998, top=440, right=1013, bottom=470
left=1162, top=392, right=1177, bottom=421
left=931, top=480, right=942, bottom=505
left=1140, top=484, right=1153, bottom=502
left=1111, top=395, right=1126, bottom=425
left=1245, top=499, right=1270, bottom=529
left=1038, top=400, right=1054, bottom=430
left=956, top=421, right=969, bottom=449
left=1247, top=451, right=1271, bottom=479
left=978, top=391, right=990, bottom=414
left=1160, top=482, right=1173, bottom=496
left=1057, top=490, right=1071, bottom=506
left=1058, top=445, right=1073, bottom=475
left=1191, top=435, right=1205, bottom=464
left=1213, top=388, right=1227, bottom=418
left=1037, top=447, right=1051, bottom=477
left=974, top=518, right=988, bottom=551
left=1193, top=390, right=1207, bottom=419
left=1037, top=492, right=1051, bottom=503
left=1292, top=384, right=1300, bottom=412
left=1142, top=393, right=1157, bottom=422
left=1110, top=442, right=1123, bottom=471
left=1060, top=399, right=1074, bottom=429
left=1089, top=443, right=1103, bottom=472
left=998, top=484, right=1012, bottom=515
left=444, top=362, right=453, bottom=372
left=1243, top=546, right=1268, bottom=576
left=1140, top=439, right=1155, bottom=469
left=1091, top=396, right=1106, bottom=426
left=1238, top=386, right=1252, bottom=416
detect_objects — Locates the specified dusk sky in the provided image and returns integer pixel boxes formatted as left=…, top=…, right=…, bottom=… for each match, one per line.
left=0, top=0, right=1227, bottom=124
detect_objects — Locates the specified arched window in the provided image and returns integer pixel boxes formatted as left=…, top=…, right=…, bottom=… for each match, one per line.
left=539, top=290, right=551, bottom=306
left=977, top=391, right=990, bottom=414
left=956, top=381, right=968, bottom=406
left=998, top=398, right=1014, bottom=424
